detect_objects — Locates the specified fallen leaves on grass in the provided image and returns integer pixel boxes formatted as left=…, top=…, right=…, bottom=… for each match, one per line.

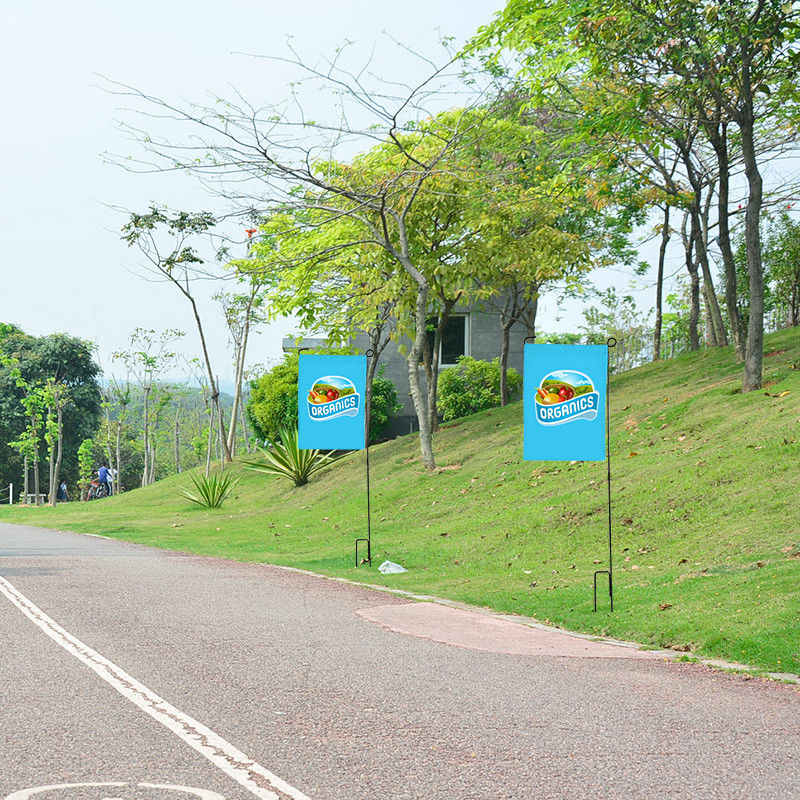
left=659, top=603, right=673, bottom=611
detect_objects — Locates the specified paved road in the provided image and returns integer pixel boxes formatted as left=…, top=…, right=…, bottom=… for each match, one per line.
left=1, top=522, right=798, bottom=800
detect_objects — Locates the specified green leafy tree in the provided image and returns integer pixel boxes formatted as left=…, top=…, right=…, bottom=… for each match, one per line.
left=247, top=354, right=402, bottom=445
left=41, top=379, right=70, bottom=506
left=246, top=353, right=301, bottom=447
left=122, top=207, right=233, bottom=463
left=475, top=0, right=800, bottom=390
left=77, top=438, right=95, bottom=502
left=763, top=210, right=800, bottom=327
left=0, top=327, right=101, bottom=497
left=114, top=328, right=183, bottom=487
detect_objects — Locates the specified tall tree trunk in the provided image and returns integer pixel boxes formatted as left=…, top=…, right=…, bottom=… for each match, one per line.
left=174, top=406, right=182, bottom=474
left=680, top=142, right=728, bottom=347
left=185, top=292, right=232, bottom=463
left=739, top=116, right=765, bottom=392
left=216, top=391, right=226, bottom=472
left=708, top=121, right=746, bottom=361
left=104, top=405, right=114, bottom=471
left=48, top=406, right=56, bottom=505
left=23, top=455, right=29, bottom=505
left=654, top=205, right=671, bottom=361
left=703, top=286, right=719, bottom=347
left=238, top=393, right=251, bottom=454
left=226, top=291, right=255, bottom=456
left=149, top=440, right=156, bottom=485
left=205, top=404, right=215, bottom=479
left=682, top=215, right=701, bottom=351
left=696, top=216, right=728, bottom=347
left=499, top=295, right=519, bottom=406
left=115, top=419, right=122, bottom=494
left=142, top=387, right=150, bottom=488
left=50, top=407, right=64, bottom=507
left=427, top=298, right=458, bottom=434
left=32, top=416, right=41, bottom=505
left=406, top=281, right=435, bottom=470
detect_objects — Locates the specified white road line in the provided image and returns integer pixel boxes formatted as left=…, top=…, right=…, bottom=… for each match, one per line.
left=6, top=783, right=226, bottom=800
left=0, top=576, right=313, bottom=800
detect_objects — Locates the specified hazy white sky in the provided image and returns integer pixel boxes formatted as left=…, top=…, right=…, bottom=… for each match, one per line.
left=1, top=0, right=508, bottom=384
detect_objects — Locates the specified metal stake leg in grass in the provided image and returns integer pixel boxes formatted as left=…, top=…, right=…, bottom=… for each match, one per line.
left=594, top=337, right=616, bottom=612
left=356, top=348, right=374, bottom=568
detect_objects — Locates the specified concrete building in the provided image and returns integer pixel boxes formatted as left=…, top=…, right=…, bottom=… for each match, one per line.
left=284, top=304, right=526, bottom=437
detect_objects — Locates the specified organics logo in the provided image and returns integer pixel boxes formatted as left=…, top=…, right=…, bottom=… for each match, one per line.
left=306, top=375, right=360, bottom=421
left=534, top=369, right=599, bottom=426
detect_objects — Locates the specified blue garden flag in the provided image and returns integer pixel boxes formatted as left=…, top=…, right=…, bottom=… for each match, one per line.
left=298, top=354, right=367, bottom=450
left=523, top=343, right=608, bottom=462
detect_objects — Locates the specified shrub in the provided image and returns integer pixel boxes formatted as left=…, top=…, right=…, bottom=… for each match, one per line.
left=246, top=353, right=299, bottom=444
left=178, top=472, right=239, bottom=508
left=369, top=367, right=403, bottom=443
left=246, top=425, right=342, bottom=487
left=247, top=355, right=402, bottom=444
left=437, top=356, right=522, bottom=422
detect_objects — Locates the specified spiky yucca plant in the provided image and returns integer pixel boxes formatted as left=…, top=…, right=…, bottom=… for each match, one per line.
left=178, top=472, right=239, bottom=508
left=246, top=425, right=342, bottom=487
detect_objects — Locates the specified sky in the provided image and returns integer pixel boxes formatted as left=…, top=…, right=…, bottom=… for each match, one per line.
left=1, top=0, right=509, bottom=386
left=10, top=2, right=790, bottom=387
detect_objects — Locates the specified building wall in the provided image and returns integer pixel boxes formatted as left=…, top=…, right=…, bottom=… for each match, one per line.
left=284, top=305, right=528, bottom=438
left=357, top=307, right=526, bottom=437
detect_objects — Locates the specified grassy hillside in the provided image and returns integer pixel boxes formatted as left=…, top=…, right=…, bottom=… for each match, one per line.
left=2, top=328, right=799, bottom=676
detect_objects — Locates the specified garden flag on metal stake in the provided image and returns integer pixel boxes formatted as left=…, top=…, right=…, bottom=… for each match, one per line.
left=523, top=343, right=608, bottom=462
left=298, top=354, right=367, bottom=451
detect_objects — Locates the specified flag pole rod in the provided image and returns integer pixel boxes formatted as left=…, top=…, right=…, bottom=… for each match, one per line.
left=356, top=348, right=374, bottom=567
left=593, top=337, right=616, bottom=611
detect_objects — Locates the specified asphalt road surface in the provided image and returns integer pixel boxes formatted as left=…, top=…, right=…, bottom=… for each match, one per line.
left=1, top=522, right=798, bottom=800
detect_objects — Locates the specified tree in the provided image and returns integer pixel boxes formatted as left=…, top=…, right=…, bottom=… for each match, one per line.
left=106, top=374, right=132, bottom=491
left=213, top=269, right=268, bottom=456
left=114, top=328, right=183, bottom=487
left=77, top=439, right=94, bottom=501
left=475, top=0, right=800, bottom=390
left=247, top=352, right=402, bottom=446
left=763, top=210, right=800, bottom=326
left=122, top=207, right=233, bottom=463
left=41, top=379, right=69, bottom=506
left=0, top=327, right=101, bottom=498
left=109, top=43, right=525, bottom=470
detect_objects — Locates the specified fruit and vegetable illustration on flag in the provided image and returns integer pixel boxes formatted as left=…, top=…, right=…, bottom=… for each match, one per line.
left=306, top=375, right=360, bottom=420
left=533, top=369, right=600, bottom=426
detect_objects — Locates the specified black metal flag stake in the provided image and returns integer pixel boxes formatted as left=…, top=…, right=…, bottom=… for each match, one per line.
left=593, top=337, right=616, bottom=612
left=355, top=348, right=374, bottom=567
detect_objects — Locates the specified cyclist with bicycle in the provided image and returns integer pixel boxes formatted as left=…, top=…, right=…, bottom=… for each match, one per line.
left=98, top=463, right=111, bottom=498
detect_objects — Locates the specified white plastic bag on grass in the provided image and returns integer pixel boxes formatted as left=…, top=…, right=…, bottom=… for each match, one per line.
left=378, top=560, right=407, bottom=574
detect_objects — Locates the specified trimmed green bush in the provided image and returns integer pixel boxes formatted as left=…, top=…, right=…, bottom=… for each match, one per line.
left=368, top=367, right=402, bottom=443
left=246, top=353, right=299, bottom=445
left=247, top=355, right=401, bottom=444
left=437, top=356, right=522, bottom=422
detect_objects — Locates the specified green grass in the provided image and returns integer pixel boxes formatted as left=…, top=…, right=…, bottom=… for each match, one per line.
left=2, top=328, right=800, bottom=676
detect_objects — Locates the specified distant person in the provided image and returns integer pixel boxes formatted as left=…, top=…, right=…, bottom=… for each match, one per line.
left=57, top=480, right=67, bottom=502
left=98, top=464, right=111, bottom=498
